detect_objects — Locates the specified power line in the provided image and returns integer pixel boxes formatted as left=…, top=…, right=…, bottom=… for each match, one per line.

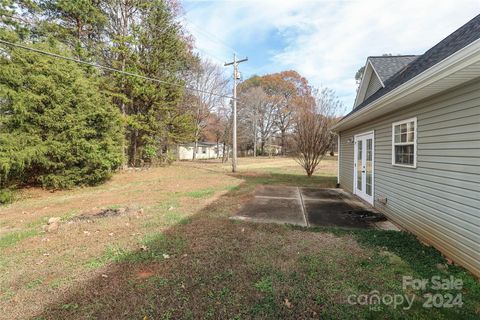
left=181, top=16, right=245, bottom=57
left=191, top=46, right=226, bottom=66
left=0, top=39, right=235, bottom=100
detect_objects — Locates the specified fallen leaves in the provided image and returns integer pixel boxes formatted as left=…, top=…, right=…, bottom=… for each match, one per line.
left=283, top=298, right=293, bottom=309
left=136, top=271, right=155, bottom=279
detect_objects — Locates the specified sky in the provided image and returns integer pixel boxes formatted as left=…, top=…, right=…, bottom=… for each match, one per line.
left=181, top=0, right=480, bottom=110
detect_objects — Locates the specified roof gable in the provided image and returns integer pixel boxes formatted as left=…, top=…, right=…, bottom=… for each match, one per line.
left=354, top=55, right=420, bottom=107
left=347, top=14, right=480, bottom=118
left=353, top=60, right=384, bottom=107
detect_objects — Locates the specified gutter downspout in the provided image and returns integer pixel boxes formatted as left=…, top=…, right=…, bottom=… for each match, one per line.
left=336, top=133, right=340, bottom=188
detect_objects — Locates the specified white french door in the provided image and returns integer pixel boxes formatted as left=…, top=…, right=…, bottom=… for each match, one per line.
left=354, top=132, right=374, bottom=204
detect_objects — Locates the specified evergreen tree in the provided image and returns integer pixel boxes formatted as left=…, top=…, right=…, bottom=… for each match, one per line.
left=0, top=41, right=124, bottom=194
left=28, top=0, right=107, bottom=59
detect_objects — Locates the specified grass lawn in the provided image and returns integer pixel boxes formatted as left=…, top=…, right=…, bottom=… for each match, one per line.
left=0, top=156, right=478, bottom=319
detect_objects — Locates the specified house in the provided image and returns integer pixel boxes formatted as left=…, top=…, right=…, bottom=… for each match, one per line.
left=176, top=142, right=224, bottom=160
left=264, top=144, right=282, bottom=156
left=333, top=15, right=480, bottom=277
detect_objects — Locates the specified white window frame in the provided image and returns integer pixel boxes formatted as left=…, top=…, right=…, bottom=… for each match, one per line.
left=391, top=117, right=417, bottom=168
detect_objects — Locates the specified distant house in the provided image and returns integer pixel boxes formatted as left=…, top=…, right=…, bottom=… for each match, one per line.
left=264, top=144, right=282, bottom=156
left=176, top=142, right=224, bottom=160
left=333, top=15, right=480, bottom=277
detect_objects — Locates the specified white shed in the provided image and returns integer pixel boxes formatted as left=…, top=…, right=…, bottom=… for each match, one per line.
left=176, top=142, right=224, bottom=160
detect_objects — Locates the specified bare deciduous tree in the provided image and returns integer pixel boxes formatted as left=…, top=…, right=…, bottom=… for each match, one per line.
left=238, top=86, right=276, bottom=155
left=293, top=87, right=344, bottom=177
left=185, top=59, right=229, bottom=160
left=218, top=104, right=232, bottom=163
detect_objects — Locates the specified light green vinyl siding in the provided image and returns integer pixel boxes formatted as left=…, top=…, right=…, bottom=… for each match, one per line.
left=365, top=73, right=383, bottom=99
left=338, top=79, right=480, bottom=277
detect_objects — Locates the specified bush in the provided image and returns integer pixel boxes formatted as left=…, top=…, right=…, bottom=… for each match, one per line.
left=0, top=41, right=124, bottom=190
left=0, top=189, right=14, bottom=204
left=161, top=150, right=177, bottom=165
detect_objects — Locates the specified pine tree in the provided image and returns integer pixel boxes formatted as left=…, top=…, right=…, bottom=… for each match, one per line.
left=0, top=40, right=124, bottom=194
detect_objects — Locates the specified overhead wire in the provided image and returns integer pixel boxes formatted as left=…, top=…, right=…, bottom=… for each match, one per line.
left=181, top=16, right=245, bottom=58
left=0, top=39, right=236, bottom=100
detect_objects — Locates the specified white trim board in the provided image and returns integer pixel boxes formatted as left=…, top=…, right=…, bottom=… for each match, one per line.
left=353, top=130, right=375, bottom=205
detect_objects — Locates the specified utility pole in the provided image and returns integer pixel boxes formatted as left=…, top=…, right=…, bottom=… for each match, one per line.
left=225, top=53, right=248, bottom=172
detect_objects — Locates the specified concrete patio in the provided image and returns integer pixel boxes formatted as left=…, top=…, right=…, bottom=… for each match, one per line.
left=233, top=186, right=398, bottom=230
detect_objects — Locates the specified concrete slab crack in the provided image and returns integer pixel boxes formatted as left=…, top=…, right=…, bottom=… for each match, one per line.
left=298, top=187, right=309, bottom=227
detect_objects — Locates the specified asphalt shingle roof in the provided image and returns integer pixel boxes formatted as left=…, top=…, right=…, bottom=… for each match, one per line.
left=345, top=14, right=480, bottom=119
left=369, top=55, right=419, bottom=83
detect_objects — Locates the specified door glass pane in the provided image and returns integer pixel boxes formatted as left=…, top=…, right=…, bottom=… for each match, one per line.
left=357, top=140, right=362, bottom=191
left=366, top=138, right=372, bottom=196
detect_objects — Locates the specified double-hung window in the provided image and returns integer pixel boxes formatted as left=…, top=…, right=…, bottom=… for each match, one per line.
left=392, top=117, right=417, bottom=167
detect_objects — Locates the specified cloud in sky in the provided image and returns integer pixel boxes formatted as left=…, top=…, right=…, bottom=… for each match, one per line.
left=183, top=0, right=480, bottom=109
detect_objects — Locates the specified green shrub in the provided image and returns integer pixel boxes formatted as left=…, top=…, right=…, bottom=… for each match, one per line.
left=0, top=188, right=13, bottom=204
left=0, top=41, right=124, bottom=190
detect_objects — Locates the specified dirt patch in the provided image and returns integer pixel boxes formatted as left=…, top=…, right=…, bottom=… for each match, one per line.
left=75, top=207, right=135, bottom=220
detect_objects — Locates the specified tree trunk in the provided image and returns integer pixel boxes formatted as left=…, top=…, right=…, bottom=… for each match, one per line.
left=253, top=132, right=257, bottom=158
left=253, top=113, right=257, bottom=157
left=192, top=139, right=198, bottom=161
left=224, top=145, right=229, bottom=162
left=280, top=129, right=286, bottom=156
left=130, top=129, right=138, bottom=167
left=120, top=57, right=127, bottom=169
left=222, top=143, right=227, bottom=163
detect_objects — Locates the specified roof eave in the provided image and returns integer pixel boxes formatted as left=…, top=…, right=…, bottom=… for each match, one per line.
left=333, top=38, right=480, bottom=132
